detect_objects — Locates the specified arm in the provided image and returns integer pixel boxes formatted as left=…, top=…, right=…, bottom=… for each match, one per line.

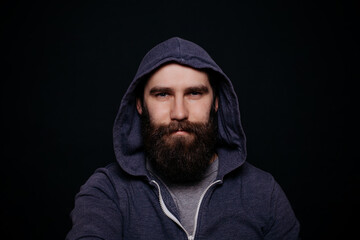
left=66, top=170, right=124, bottom=240
left=264, top=180, right=300, bottom=240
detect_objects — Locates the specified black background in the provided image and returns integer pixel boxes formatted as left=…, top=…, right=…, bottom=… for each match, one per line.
left=1, top=0, right=358, bottom=239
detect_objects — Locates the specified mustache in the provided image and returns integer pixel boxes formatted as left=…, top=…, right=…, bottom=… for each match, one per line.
left=156, top=120, right=209, bottom=135
left=140, top=103, right=217, bottom=141
left=168, top=121, right=198, bottom=134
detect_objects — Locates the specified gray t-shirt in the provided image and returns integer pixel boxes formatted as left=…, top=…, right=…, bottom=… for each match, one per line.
left=147, top=158, right=219, bottom=235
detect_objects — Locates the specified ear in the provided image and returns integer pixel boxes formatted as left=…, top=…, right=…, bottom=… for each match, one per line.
left=136, top=98, right=143, bottom=115
left=214, top=96, right=219, bottom=112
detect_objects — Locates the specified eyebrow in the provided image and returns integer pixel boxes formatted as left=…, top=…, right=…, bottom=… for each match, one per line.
left=185, top=86, right=209, bottom=93
left=149, top=87, right=173, bottom=95
left=149, top=85, right=209, bottom=95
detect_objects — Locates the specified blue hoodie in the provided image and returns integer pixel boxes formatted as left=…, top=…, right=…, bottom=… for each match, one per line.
left=66, top=37, right=300, bottom=240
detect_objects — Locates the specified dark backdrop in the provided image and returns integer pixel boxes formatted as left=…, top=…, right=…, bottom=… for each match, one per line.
left=1, top=0, right=358, bottom=239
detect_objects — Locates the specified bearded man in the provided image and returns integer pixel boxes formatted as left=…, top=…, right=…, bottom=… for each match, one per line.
left=66, top=37, right=300, bottom=240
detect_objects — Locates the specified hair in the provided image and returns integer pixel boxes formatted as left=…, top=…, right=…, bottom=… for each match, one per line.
left=207, top=69, right=220, bottom=104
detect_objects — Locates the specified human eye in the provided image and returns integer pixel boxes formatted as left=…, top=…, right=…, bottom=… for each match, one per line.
left=186, top=86, right=208, bottom=99
left=155, top=92, right=169, bottom=98
left=149, top=87, right=172, bottom=99
left=186, top=91, right=203, bottom=100
left=190, top=91, right=201, bottom=96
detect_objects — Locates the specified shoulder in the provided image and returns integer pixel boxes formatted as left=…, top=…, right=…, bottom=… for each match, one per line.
left=82, top=162, right=126, bottom=186
left=238, top=162, right=281, bottom=202
left=240, top=162, right=276, bottom=187
left=227, top=162, right=276, bottom=191
left=226, top=162, right=297, bottom=227
left=93, top=162, right=130, bottom=182
left=77, top=162, right=135, bottom=201
left=240, top=162, right=284, bottom=205
left=67, top=163, right=132, bottom=239
left=224, top=162, right=281, bottom=215
left=237, top=164, right=300, bottom=237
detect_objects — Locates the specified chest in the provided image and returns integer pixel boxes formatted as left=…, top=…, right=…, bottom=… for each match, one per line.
left=121, top=181, right=267, bottom=240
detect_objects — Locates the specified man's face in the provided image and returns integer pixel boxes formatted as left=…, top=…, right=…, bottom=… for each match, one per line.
left=137, top=63, right=218, bottom=137
left=137, top=63, right=219, bottom=183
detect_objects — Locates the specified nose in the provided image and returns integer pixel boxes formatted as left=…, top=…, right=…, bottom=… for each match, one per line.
left=170, top=96, right=188, bottom=121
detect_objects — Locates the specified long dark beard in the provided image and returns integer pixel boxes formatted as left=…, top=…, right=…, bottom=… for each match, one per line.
left=141, top=106, right=218, bottom=184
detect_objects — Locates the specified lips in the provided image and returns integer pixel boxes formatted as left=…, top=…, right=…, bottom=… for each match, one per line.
left=169, top=128, right=187, bottom=135
left=172, top=129, right=189, bottom=135
left=164, top=121, right=198, bottom=135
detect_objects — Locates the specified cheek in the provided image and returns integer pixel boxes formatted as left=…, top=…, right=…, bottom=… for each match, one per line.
left=188, top=101, right=212, bottom=122
left=146, top=103, right=171, bottom=124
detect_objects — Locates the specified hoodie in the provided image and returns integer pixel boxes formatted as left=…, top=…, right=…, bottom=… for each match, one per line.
left=66, top=37, right=300, bottom=240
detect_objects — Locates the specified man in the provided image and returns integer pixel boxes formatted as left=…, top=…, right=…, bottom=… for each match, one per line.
left=66, top=37, right=300, bottom=240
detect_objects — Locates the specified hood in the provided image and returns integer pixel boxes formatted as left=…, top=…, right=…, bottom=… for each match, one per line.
left=113, top=37, right=246, bottom=179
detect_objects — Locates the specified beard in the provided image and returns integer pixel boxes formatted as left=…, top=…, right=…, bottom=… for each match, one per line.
left=141, top=106, right=218, bottom=184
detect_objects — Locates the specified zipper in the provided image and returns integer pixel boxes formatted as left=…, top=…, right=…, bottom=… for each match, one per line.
left=151, top=180, right=191, bottom=239
left=151, top=179, right=222, bottom=240
left=191, top=180, right=222, bottom=238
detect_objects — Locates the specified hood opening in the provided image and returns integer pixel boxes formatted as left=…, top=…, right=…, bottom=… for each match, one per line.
left=113, top=37, right=247, bottom=178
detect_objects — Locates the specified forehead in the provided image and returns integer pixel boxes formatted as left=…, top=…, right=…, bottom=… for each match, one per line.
left=144, top=63, right=211, bottom=91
